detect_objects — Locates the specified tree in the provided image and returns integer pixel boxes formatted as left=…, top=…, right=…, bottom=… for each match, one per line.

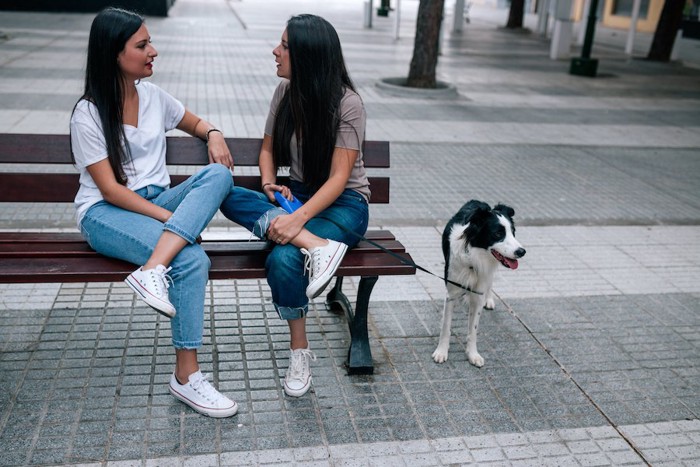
left=506, top=0, right=526, bottom=29
left=647, top=0, right=685, bottom=61
left=406, top=0, right=446, bottom=88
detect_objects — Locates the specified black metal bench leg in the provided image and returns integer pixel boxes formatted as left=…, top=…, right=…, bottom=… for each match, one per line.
left=326, top=275, right=377, bottom=375
left=326, top=276, right=350, bottom=313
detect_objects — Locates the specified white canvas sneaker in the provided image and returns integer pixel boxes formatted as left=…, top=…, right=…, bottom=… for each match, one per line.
left=284, top=347, right=316, bottom=397
left=169, top=371, right=238, bottom=418
left=125, top=264, right=176, bottom=318
left=301, top=239, right=348, bottom=299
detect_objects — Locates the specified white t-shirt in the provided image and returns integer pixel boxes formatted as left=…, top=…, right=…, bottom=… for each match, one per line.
left=70, top=81, right=185, bottom=227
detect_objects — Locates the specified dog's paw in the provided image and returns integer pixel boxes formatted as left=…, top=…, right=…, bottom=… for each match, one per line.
left=468, top=352, right=484, bottom=367
left=485, top=290, right=495, bottom=310
left=432, top=347, right=449, bottom=363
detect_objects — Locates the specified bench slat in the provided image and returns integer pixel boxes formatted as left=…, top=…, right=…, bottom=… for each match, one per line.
left=0, top=230, right=415, bottom=283
left=0, top=173, right=390, bottom=204
left=0, top=251, right=415, bottom=283
left=0, top=238, right=407, bottom=258
left=0, top=230, right=397, bottom=243
left=0, top=134, right=390, bottom=168
left=210, top=252, right=415, bottom=279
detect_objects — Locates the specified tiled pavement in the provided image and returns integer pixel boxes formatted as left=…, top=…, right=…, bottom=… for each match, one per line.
left=1, top=0, right=699, bottom=465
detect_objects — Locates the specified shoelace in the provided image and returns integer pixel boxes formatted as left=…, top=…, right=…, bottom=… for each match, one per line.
left=289, top=349, right=316, bottom=379
left=300, top=248, right=320, bottom=279
left=152, top=265, right=174, bottom=295
left=189, top=372, right=223, bottom=404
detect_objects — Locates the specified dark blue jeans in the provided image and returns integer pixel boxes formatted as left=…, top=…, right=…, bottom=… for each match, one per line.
left=220, top=182, right=369, bottom=319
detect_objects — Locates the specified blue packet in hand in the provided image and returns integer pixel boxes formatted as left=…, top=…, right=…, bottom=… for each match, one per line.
left=274, top=191, right=303, bottom=213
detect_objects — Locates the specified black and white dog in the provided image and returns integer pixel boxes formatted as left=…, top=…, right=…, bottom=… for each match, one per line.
left=432, top=200, right=526, bottom=367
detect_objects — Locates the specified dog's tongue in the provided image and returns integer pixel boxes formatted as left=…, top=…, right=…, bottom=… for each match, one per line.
left=492, top=250, right=519, bottom=269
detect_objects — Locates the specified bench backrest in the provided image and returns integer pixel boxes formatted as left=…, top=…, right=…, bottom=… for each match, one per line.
left=0, top=134, right=390, bottom=203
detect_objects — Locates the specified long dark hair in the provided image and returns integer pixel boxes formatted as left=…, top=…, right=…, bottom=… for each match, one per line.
left=70, top=7, right=143, bottom=185
left=272, top=14, right=356, bottom=193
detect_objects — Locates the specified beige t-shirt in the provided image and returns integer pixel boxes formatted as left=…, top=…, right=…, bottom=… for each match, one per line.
left=264, top=79, right=370, bottom=202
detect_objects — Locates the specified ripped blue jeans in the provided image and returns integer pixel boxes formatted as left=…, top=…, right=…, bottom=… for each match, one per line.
left=220, top=181, right=369, bottom=320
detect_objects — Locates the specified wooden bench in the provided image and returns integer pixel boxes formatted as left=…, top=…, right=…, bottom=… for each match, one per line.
left=0, top=133, right=416, bottom=375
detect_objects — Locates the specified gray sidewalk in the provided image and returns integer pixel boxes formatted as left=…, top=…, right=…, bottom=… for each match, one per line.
left=1, top=0, right=699, bottom=465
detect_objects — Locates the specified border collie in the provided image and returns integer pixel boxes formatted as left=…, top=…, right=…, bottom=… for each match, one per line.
left=432, top=200, right=525, bottom=367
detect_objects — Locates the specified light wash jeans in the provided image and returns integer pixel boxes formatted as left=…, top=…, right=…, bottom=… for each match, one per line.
left=220, top=181, right=369, bottom=320
left=80, top=164, right=233, bottom=348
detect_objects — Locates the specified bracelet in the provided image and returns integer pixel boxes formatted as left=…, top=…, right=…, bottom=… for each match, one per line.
left=205, top=128, right=222, bottom=142
left=262, top=182, right=272, bottom=190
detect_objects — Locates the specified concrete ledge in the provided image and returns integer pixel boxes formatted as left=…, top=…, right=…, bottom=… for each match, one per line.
left=0, top=0, right=176, bottom=17
left=376, top=77, right=458, bottom=99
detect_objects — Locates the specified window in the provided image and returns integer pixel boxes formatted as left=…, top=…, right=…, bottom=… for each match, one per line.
left=612, top=0, right=650, bottom=19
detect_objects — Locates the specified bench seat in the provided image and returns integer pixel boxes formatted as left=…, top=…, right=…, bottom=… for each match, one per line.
left=0, top=230, right=414, bottom=282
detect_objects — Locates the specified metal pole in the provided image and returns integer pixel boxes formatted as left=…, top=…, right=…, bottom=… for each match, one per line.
left=570, top=0, right=599, bottom=76
left=537, top=0, right=550, bottom=36
left=452, top=0, right=465, bottom=33
left=364, top=0, right=374, bottom=28
left=625, top=0, right=642, bottom=55
left=580, top=0, right=599, bottom=59
left=394, top=0, right=402, bottom=39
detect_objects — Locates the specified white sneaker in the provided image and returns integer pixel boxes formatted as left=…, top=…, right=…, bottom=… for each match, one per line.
left=169, top=371, right=238, bottom=418
left=301, top=239, right=348, bottom=299
left=284, top=347, right=316, bottom=397
left=125, top=265, right=176, bottom=318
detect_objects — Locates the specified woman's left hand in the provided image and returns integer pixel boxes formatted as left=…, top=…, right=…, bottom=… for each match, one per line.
left=268, top=213, right=304, bottom=245
left=207, top=132, right=234, bottom=169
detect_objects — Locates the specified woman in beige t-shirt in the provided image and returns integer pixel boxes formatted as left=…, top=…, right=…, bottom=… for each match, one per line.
left=221, top=14, right=370, bottom=397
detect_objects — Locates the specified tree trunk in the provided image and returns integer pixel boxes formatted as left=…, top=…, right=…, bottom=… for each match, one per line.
left=506, top=0, right=525, bottom=29
left=406, top=0, right=445, bottom=88
left=647, top=0, right=685, bottom=61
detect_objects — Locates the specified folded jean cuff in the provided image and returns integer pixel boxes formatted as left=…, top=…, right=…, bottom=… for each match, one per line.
left=163, top=223, right=197, bottom=244
left=274, top=304, right=308, bottom=320
left=172, top=340, right=202, bottom=349
left=253, top=207, right=288, bottom=239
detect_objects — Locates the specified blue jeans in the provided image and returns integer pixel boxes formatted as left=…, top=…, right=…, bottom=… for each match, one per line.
left=220, top=181, right=369, bottom=320
left=80, top=164, right=234, bottom=349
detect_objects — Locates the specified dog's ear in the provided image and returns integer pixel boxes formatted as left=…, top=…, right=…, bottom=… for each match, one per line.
left=462, top=204, right=492, bottom=243
left=493, top=203, right=514, bottom=218
left=461, top=223, right=477, bottom=245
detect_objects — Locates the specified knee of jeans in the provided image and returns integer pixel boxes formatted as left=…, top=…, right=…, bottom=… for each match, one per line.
left=204, top=163, right=234, bottom=190
left=265, top=245, right=304, bottom=280
left=266, top=244, right=300, bottom=268
left=172, top=244, right=210, bottom=279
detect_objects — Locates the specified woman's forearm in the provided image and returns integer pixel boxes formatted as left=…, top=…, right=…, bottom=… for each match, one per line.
left=102, top=183, right=172, bottom=222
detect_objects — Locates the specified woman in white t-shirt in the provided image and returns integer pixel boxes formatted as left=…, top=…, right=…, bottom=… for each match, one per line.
left=70, top=7, right=237, bottom=418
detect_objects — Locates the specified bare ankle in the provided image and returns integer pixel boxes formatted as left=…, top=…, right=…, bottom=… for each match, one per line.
left=308, top=239, right=328, bottom=249
left=290, top=340, right=309, bottom=350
